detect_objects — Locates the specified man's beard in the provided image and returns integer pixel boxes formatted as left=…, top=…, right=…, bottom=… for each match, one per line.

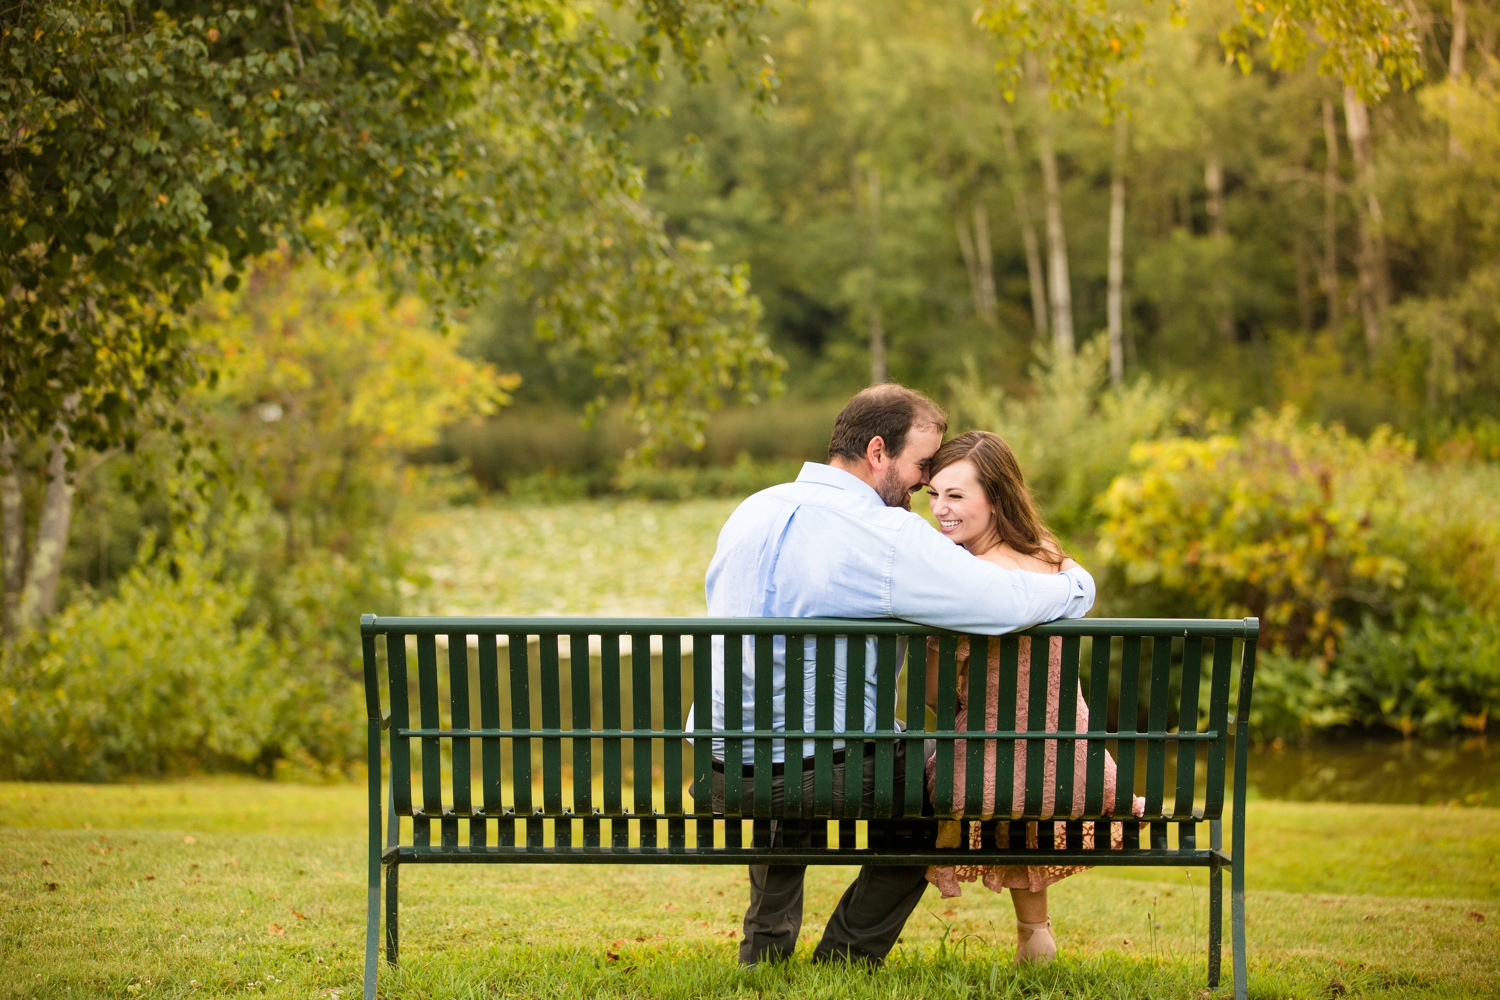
left=875, top=466, right=911, bottom=510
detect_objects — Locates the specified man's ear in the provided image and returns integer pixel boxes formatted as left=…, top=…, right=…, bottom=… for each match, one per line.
left=865, top=434, right=888, bottom=470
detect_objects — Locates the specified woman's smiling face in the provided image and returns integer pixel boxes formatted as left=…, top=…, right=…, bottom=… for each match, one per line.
left=926, top=459, right=995, bottom=549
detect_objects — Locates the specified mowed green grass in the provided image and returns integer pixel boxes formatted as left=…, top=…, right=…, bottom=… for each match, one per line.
left=2, top=782, right=1496, bottom=999
left=403, top=499, right=743, bottom=618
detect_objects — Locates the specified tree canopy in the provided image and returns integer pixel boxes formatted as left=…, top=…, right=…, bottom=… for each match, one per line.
left=0, top=0, right=779, bottom=455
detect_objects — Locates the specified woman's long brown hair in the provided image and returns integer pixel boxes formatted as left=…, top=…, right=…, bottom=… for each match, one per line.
left=928, top=430, right=1064, bottom=568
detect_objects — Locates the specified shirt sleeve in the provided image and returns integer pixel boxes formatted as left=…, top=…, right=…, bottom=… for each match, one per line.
left=887, top=517, right=1096, bottom=633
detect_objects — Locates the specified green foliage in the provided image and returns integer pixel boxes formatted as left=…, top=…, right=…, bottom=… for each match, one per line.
left=1339, top=610, right=1500, bottom=734
left=947, top=339, right=1186, bottom=540
left=0, top=0, right=778, bottom=453
left=440, top=400, right=837, bottom=491
left=975, top=0, right=1156, bottom=110
left=613, top=454, right=802, bottom=499
left=1098, top=408, right=1412, bottom=657
left=1097, top=410, right=1500, bottom=736
left=1221, top=0, right=1423, bottom=103
left=0, top=527, right=365, bottom=781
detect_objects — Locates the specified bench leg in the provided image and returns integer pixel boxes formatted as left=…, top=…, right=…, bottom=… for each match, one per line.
left=1208, top=859, right=1223, bottom=988
left=1208, top=818, right=1222, bottom=989
left=1231, top=852, right=1246, bottom=1000
left=385, top=862, right=400, bottom=967
left=363, top=866, right=381, bottom=1000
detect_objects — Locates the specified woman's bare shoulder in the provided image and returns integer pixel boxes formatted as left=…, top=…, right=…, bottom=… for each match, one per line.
left=991, top=542, right=1057, bottom=574
left=976, top=547, right=1023, bottom=571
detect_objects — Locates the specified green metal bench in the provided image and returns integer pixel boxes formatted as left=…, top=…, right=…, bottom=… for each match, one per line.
left=359, top=615, right=1259, bottom=999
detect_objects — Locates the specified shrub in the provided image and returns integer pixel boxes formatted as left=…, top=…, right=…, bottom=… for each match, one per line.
left=0, top=537, right=281, bottom=780
left=0, top=525, right=375, bottom=782
left=1338, top=610, right=1500, bottom=735
left=1096, top=408, right=1412, bottom=659
left=1097, top=409, right=1500, bottom=736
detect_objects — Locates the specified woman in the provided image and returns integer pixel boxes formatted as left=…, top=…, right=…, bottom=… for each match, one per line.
left=922, top=430, right=1143, bottom=965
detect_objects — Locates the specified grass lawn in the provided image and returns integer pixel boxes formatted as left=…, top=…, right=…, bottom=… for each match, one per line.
left=403, top=499, right=743, bottom=618
left=2, top=782, right=1495, bottom=999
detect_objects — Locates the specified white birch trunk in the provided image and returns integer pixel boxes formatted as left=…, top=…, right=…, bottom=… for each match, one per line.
left=1206, top=151, right=1233, bottom=341
left=1, top=434, right=23, bottom=637
left=1451, top=0, right=1469, bottom=157
left=1343, top=86, right=1390, bottom=352
left=973, top=201, right=998, bottom=326
left=17, top=422, right=77, bottom=630
left=1036, top=110, right=1074, bottom=355
left=1000, top=109, right=1049, bottom=342
left=1107, top=117, right=1127, bottom=385
left=1322, top=99, right=1343, bottom=332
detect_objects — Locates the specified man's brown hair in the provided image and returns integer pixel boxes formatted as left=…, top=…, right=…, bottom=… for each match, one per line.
left=827, top=384, right=948, bottom=462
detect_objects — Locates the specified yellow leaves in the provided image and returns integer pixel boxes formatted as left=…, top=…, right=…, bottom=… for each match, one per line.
left=200, top=253, right=515, bottom=453
left=207, top=28, right=220, bottom=43
left=1098, top=408, right=1417, bottom=658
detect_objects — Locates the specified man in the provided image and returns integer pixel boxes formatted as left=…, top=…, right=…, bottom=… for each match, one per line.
left=697, top=383, right=1095, bottom=967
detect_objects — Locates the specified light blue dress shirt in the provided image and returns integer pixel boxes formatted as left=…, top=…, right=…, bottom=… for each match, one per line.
left=689, top=461, right=1096, bottom=763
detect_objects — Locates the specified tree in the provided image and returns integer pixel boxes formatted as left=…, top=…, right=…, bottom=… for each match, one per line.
left=0, top=0, right=780, bottom=634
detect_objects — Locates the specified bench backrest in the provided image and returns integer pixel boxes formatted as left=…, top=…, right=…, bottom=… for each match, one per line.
left=360, top=616, right=1258, bottom=850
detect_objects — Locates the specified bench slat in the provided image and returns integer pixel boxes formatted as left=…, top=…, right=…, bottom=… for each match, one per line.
left=569, top=634, right=596, bottom=847
left=1116, top=636, right=1142, bottom=848
left=932, top=635, right=958, bottom=817
left=1023, top=634, right=1049, bottom=818
left=507, top=635, right=536, bottom=847
left=1174, top=636, right=1205, bottom=820
left=992, top=636, right=1018, bottom=820
left=753, top=634, right=774, bottom=819
left=661, top=635, right=684, bottom=848
left=963, top=635, right=987, bottom=822
left=1144, top=636, right=1173, bottom=818
left=813, top=635, right=836, bottom=819
left=477, top=634, right=502, bottom=845
left=1054, top=635, right=1081, bottom=822
left=873, top=635, right=898, bottom=819
left=1203, top=637, right=1235, bottom=818
left=723, top=634, right=744, bottom=835
left=632, top=633, right=655, bottom=847
left=784, top=635, right=806, bottom=818
left=448, top=634, right=473, bottom=846
left=600, top=635, right=624, bottom=843
left=539, top=636, right=563, bottom=840
left=843, top=635, right=867, bottom=819
left=1084, top=635, right=1110, bottom=844
left=902, top=638, right=926, bottom=819
left=692, top=634, right=712, bottom=821
left=387, top=634, right=413, bottom=821
left=416, top=635, right=443, bottom=847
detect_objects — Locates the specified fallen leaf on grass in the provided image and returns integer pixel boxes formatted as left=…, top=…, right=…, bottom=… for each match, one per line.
left=40, top=859, right=50, bottom=866
left=268, top=922, right=286, bottom=936
left=183, top=836, right=196, bottom=844
left=145, top=875, right=156, bottom=881
left=606, top=952, right=620, bottom=962
left=44, top=882, right=58, bottom=891
left=293, top=910, right=308, bottom=920
left=1467, top=911, right=1485, bottom=923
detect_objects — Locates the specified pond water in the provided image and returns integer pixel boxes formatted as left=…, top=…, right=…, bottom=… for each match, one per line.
left=1241, top=736, right=1497, bottom=807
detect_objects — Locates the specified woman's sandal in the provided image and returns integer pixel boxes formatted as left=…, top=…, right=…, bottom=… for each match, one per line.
left=1016, top=918, right=1057, bottom=966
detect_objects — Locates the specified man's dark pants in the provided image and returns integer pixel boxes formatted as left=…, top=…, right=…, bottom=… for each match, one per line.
left=704, top=743, right=930, bottom=966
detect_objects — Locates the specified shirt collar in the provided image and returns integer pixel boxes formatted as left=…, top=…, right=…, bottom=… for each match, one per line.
left=795, top=461, right=884, bottom=504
